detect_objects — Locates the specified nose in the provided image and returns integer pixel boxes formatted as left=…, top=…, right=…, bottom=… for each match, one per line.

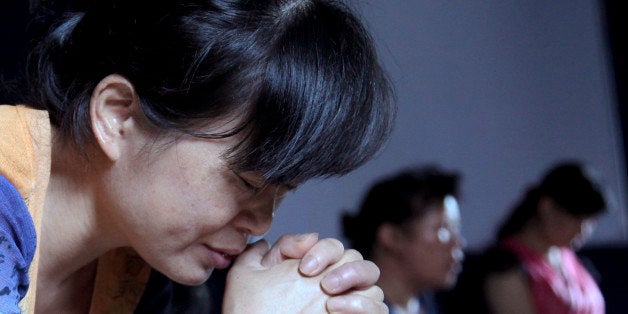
left=574, top=218, right=595, bottom=244
left=455, top=232, right=467, bottom=249
left=232, top=188, right=279, bottom=237
left=233, top=206, right=274, bottom=237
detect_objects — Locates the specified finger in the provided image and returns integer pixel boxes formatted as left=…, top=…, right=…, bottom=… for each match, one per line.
left=321, top=258, right=381, bottom=295
left=326, top=290, right=388, bottom=314
left=299, top=238, right=345, bottom=276
left=260, top=233, right=319, bottom=268
left=350, top=285, right=385, bottom=302
left=232, top=239, right=270, bottom=268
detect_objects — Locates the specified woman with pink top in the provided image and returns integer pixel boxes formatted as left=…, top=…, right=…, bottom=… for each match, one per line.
left=484, top=161, right=606, bottom=314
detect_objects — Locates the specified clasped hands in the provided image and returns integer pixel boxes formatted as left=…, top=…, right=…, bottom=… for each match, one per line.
left=223, top=233, right=387, bottom=313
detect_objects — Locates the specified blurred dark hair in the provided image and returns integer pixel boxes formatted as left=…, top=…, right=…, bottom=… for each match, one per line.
left=496, top=161, right=607, bottom=241
left=26, top=0, right=395, bottom=185
left=342, top=165, right=460, bottom=259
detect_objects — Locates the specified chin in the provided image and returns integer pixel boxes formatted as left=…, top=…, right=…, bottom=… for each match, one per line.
left=439, top=280, right=457, bottom=290
left=168, top=267, right=215, bottom=286
left=439, top=273, right=459, bottom=289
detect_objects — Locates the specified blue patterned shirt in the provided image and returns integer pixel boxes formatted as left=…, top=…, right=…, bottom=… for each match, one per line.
left=0, top=174, right=36, bottom=313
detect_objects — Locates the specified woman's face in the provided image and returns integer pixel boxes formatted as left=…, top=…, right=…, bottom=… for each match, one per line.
left=538, top=198, right=596, bottom=248
left=396, top=195, right=465, bottom=290
left=101, top=132, right=291, bottom=285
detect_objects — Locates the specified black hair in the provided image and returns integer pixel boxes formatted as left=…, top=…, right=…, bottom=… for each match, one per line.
left=342, top=165, right=460, bottom=259
left=26, top=0, right=395, bottom=185
left=496, top=161, right=607, bottom=241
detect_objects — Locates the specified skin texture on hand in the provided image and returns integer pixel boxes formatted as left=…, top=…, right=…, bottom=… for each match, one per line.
left=222, top=234, right=387, bottom=314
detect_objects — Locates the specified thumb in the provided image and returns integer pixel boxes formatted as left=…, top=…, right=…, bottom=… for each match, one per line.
left=260, top=233, right=319, bottom=268
left=232, top=239, right=270, bottom=269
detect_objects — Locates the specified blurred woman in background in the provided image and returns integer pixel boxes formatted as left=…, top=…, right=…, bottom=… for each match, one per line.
left=484, top=161, right=606, bottom=314
left=343, top=166, right=466, bottom=314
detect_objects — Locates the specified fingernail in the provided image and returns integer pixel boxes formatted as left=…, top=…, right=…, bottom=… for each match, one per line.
left=322, top=274, right=341, bottom=293
left=295, top=233, right=316, bottom=241
left=300, top=255, right=319, bottom=274
left=327, top=297, right=347, bottom=312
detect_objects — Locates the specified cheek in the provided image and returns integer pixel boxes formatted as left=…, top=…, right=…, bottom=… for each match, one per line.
left=172, top=185, right=245, bottom=235
left=549, top=218, right=581, bottom=243
left=404, top=243, right=453, bottom=285
left=565, top=223, right=585, bottom=242
left=159, top=159, right=241, bottom=225
left=404, top=236, right=443, bottom=264
left=125, top=170, right=236, bottom=243
left=415, top=235, right=459, bottom=268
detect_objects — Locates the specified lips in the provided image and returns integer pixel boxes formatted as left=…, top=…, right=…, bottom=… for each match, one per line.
left=448, top=251, right=464, bottom=274
left=204, top=245, right=243, bottom=269
left=450, top=261, right=463, bottom=275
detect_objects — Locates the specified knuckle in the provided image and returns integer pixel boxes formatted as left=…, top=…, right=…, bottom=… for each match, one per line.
left=343, top=248, right=364, bottom=261
left=275, top=233, right=293, bottom=244
left=321, top=237, right=344, bottom=250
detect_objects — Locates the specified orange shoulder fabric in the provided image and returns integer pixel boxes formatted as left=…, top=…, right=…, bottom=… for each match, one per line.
left=1, top=105, right=151, bottom=313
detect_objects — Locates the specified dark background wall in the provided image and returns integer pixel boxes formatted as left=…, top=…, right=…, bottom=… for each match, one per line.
left=604, top=0, right=628, bottom=183
left=0, top=1, right=30, bottom=104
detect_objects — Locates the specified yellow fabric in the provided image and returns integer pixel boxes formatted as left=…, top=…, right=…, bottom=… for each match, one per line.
left=89, top=248, right=152, bottom=314
left=0, top=104, right=151, bottom=313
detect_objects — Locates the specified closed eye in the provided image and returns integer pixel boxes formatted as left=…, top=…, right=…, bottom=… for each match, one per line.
left=232, top=170, right=263, bottom=194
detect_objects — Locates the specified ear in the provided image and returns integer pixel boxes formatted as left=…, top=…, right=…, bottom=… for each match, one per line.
left=90, top=74, right=139, bottom=161
left=376, top=223, right=405, bottom=252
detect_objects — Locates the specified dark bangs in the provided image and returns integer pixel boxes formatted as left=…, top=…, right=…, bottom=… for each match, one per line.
left=228, top=0, right=395, bottom=184
left=27, top=0, right=394, bottom=183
